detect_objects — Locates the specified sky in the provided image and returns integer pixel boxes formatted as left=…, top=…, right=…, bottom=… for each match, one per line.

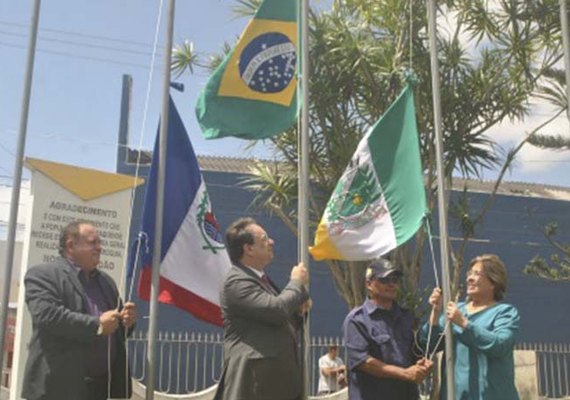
left=1, top=0, right=570, bottom=192
left=0, top=0, right=270, bottom=183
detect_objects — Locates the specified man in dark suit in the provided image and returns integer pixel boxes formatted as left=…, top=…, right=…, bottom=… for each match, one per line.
left=214, top=217, right=310, bottom=400
left=22, top=220, right=136, bottom=400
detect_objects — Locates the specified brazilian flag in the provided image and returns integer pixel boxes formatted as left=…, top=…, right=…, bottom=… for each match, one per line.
left=195, top=0, right=298, bottom=140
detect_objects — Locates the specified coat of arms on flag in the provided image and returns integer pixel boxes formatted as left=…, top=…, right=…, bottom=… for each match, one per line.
left=326, top=160, right=388, bottom=236
left=134, top=97, right=232, bottom=326
left=197, top=191, right=226, bottom=253
left=310, top=84, right=427, bottom=261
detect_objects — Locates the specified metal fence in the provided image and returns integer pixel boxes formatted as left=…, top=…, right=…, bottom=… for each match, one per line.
left=126, top=332, right=570, bottom=398
left=521, top=342, right=570, bottom=399
left=128, top=331, right=224, bottom=394
left=127, top=332, right=345, bottom=396
left=2, top=333, right=568, bottom=398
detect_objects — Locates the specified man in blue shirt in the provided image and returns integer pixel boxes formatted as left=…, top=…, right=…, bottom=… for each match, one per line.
left=343, top=259, right=432, bottom=400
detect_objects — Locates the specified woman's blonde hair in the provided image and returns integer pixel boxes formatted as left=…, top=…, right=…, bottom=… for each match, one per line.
left=468, top=254, right=508, bottom=301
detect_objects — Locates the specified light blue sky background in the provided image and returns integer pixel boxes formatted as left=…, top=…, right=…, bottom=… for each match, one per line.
left=1, top=0, right=570, bottom=188
left=0, top=0, right=270, bottom=180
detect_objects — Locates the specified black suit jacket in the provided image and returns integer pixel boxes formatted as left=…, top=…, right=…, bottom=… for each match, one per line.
left=214, top=263, right=309, bottom=400
left=22, top=257, right=132, bottom=400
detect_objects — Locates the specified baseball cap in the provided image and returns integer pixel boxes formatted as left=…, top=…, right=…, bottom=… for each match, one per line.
left=365, top=258, right=403, bottom=280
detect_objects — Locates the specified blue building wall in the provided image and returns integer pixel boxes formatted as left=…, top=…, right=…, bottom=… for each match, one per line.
left=118, top=160, right=570, bottom=344
left=424, top=192, right=570, bottom=343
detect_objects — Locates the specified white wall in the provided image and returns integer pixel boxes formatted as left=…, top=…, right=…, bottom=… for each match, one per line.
left=0, top=180, right=30, bottom=303
left=0, top=241, right=23, bottom=303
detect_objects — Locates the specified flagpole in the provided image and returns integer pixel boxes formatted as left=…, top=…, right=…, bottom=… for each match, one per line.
left=298, top=0, right=311, bottom=398
left=559, top=0, right=570, bottom=122
left=427, top=1, right=455, bottom=399
left=0, top=0, right=41, bottom=375
left=146, top=0, right=175, bottom=398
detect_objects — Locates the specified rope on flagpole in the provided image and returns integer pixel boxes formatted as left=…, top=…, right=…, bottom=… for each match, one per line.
left=423, top=217, right=441, bottom=360
left=424, top=218, right=440, bottom=289
left=113, top=1, right=165, bottom=398
left=428, top=320, right=450, bottom=360
left=118, top=0, right=165, bottom=305
left=126, top=232, right=149, bottom=302
left=427, top=285, right=462, bottom=361
left=409, top=0, right=413, bottom=69
left=405, top=0, right=446, bottom=368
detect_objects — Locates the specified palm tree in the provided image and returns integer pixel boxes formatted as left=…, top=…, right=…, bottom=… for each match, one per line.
left=173, top=0, right=564, bottom=307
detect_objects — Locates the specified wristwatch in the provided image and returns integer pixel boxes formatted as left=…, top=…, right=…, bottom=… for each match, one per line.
left=96, top=324, right=103, bottom=336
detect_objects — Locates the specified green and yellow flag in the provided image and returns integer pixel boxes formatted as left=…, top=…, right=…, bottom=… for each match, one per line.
left=196, top=0, right=298, bottom=140
left=310, top=85, right=427, bottom=261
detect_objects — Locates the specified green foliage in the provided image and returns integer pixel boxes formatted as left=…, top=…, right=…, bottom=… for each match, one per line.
left=246, top=0, right=562, bottom=306
left=449, top=188, right=475, bottom=238
left=527, top=67, right=570, bottom=151
left=231, top=0, right=261, bottom=18
left=524, top=222, right=570, bottom=282
left=171, top=40, right=199, bottom=78
left=399, top=285, right=432, bottom=321
left=172, top=0, right=564, bottom=307
left=527, top=133, right=570, bottom=151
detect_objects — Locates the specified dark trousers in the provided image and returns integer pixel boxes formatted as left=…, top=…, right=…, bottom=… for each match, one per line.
left=85, top=375, right=109, bottom=400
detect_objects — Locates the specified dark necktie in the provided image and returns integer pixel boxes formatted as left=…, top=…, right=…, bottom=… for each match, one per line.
left=261, top=274, right=277, bottom=295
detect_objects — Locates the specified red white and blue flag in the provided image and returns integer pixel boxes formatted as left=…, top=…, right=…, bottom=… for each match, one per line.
left=136, top=97, right=231, bottom=326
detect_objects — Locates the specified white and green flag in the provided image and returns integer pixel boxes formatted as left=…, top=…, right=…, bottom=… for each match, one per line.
left=309, top=85, right=427, bottom=261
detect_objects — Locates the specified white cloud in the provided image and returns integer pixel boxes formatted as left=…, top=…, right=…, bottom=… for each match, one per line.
left=488, top=105, right=568, bottom=141
left=516, top=144, right=570, bottom=173
left=436, top=2, right=570, bottom=187
left=485, top=97, right=570, bottom=173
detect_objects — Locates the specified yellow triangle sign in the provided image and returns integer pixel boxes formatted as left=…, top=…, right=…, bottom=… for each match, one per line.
left=25, top=158, right=144, bottom=201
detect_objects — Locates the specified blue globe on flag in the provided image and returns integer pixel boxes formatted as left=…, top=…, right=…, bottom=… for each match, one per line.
left=238, top=32, right=296, bottom=94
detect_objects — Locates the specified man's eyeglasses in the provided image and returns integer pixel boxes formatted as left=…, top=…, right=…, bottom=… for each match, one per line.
left=375, top=275, right=401, bottom=285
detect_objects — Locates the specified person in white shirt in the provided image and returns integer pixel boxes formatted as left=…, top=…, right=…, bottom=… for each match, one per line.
left=317, top=344, right=347, bottom=395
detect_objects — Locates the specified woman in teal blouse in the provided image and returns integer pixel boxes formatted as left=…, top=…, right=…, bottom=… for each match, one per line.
left=421, top=254, right=520, bottom=400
